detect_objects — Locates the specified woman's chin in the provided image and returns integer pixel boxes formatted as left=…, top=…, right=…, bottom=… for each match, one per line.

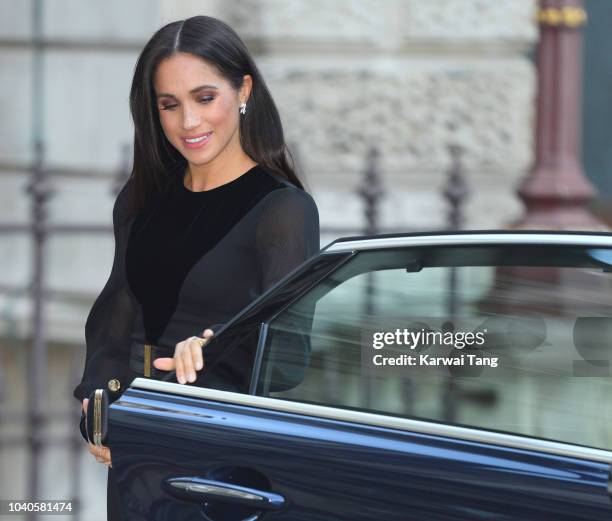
left=184, top=151, right=215, bottom=166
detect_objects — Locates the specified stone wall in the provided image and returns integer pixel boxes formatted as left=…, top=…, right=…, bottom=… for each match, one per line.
left=0, top=0, right=537, bottom=338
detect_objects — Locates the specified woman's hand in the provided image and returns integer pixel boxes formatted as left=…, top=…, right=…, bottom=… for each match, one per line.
left=82, top=398, right=112, bottom=468
left=153, top=329, right=214, bottom=384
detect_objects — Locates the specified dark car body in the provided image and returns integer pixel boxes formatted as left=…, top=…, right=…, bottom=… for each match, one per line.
left=107, top=231, right=612, bottom=520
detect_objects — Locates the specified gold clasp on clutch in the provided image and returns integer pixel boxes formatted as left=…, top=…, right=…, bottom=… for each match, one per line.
left=93, top=389, right=103, bottom=447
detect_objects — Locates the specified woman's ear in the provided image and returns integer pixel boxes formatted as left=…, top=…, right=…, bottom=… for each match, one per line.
left=241, top=74, right=253, bottom=103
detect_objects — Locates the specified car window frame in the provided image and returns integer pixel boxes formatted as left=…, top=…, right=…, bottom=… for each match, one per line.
left=250, top=235, right=612, bottom=451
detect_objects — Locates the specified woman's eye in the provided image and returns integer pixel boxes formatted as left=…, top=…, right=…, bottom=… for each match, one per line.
left=159, top=96, right=213, bottom=110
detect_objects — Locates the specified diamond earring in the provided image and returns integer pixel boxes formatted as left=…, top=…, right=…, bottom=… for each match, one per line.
left=239, top=102, right=247, bottom=115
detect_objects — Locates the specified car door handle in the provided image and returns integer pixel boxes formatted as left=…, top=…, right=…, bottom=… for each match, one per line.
left=162, top=476, right=285, bottom=511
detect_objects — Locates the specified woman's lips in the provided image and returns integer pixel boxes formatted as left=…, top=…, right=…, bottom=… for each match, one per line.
left=182, top=132, right=213, bottom=149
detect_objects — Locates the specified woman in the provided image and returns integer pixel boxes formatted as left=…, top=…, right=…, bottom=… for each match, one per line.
left=72, top=15, right=319, bottom=520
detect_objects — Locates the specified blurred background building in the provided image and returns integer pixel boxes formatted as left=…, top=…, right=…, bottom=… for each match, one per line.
left=0, top=0, right=610, bottom=519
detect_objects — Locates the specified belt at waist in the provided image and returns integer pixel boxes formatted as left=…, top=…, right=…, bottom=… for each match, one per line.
left=129, top=341, right=175, bottom=380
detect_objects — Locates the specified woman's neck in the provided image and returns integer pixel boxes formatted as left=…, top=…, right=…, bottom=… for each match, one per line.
left=185, top=154, right=258, bottom=192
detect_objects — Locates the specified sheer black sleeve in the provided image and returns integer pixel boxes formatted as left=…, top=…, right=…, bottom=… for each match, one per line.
left=256, top=187, right=320, bottom=291
left=73, top=179, right=138, bottom=438
left=255, top=187, right=320, bottom=391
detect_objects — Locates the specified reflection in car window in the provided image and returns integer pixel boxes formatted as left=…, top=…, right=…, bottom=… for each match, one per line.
left=256, top=245, right=612, bottom=450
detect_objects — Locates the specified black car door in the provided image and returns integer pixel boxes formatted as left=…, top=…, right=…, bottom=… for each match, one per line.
left=107, top=233, right=612, bottom=520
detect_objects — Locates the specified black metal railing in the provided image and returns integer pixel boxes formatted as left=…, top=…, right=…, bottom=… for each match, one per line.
left=0, top=142, right=131, bottom=521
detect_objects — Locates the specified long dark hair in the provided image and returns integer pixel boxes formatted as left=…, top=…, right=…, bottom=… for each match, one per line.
left=127, top=15, right=303, bottom=218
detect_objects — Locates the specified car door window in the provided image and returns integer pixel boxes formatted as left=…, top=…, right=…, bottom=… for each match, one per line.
left=255, top=245, right=612, bottom=450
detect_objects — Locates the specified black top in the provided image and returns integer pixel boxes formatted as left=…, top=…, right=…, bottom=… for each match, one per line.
left=72, top=164, right=320, bottom=403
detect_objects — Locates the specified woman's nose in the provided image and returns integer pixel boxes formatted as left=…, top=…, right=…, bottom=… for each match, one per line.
left=181, top=107, right=201, bottom=130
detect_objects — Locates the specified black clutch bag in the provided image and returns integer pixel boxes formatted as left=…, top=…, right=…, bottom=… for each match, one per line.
left=85, top=388, right=110, bottom=446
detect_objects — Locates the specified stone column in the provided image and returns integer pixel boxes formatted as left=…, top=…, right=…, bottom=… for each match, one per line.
left=515, top=0, right=605, bottom=229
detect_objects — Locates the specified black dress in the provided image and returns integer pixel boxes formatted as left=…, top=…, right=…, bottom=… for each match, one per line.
left=73, top=163, right=320, bottom=520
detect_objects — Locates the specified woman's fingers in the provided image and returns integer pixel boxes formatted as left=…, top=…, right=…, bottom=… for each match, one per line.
left=181, top=340, right=196, bottom=384
left=175, top=345, right=187, bottom=383
left=193, top=329, right=213, bottom=371
left=87, top=443, right=112, bottom=466
left=87, top=443, right=110, bottom=457
left=183, top=332, right=214, bottom=382
left=153, top=330, right=215, bottom=384
left=190, top=340, right=205, bottom=372
left=95, top=454, right=111, bottom=464
left=152, top=357, right=174, bottom=371
left=82, top=398, right=89, bottom=414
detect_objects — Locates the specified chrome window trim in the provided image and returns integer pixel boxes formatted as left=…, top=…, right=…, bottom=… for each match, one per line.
left=324, top=233, right=612, bottom=253
left=129, top=377, right=612, bottom=464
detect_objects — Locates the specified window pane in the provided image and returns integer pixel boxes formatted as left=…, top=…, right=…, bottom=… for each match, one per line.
left=257, top=245, right=612, bottom=449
